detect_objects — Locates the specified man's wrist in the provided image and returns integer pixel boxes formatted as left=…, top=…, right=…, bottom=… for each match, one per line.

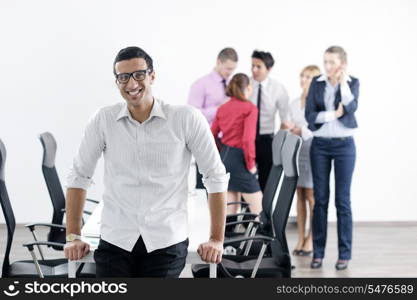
left=66, top=233, right=82, bottom=242
left=209, top=237, right=224, bottom=243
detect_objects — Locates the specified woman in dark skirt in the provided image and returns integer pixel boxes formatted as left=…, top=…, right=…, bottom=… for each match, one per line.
left=211, top=73, right=262, bottom=215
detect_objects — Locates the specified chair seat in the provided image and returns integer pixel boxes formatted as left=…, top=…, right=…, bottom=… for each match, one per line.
left=8, top=259, right=96, bottom=278
left=192, top=255, right=290, bottom=278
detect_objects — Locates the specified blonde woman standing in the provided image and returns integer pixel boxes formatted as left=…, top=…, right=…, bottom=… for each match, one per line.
left=288, top=65, right=321, bottom=256
left=306, top=46, right=359, bottom=271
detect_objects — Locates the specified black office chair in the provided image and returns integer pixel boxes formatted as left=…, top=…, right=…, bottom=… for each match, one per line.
left=192, top=133, right=301, bottom=278
left=224, top=130, right=288, bottom=254
left=0, top=138, right=95, bottom=277
left=39, top=132, right=98, bottom=249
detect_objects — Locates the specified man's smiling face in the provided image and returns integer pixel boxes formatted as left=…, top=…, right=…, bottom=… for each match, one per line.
left=115, top=58, right=155, bottom=107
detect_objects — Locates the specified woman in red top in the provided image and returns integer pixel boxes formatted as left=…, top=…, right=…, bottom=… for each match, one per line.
left=211, top=73, right=262, bottom=215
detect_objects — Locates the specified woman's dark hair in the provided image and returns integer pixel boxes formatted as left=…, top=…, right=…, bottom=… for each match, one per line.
left=251, top=50, right=275, bottom=69
left=226, top=73, right=250, bottom=101
left=113, top=46, right=153, bottom=74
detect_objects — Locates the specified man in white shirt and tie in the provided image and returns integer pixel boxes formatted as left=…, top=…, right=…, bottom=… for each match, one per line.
left=63, top=46, right=229, bottom=277
left=250, top=50, right=291, bottom=191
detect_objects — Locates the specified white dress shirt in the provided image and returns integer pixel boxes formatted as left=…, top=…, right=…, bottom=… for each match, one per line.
left=289, top=97, right=313, bottom=141
left=249, top=77, right=290, bottom=135
left=66, top=99, right=229, bottom=252
left=313, top=75, right=356, bottom=138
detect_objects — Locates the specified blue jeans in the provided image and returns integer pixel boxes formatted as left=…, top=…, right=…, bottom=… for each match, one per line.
left=310, top=136, right=356, bottom=260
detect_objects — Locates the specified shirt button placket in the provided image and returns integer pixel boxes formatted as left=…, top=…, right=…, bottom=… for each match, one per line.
left=136, top=123, right=143, bottom=211
left=136, top=123, right=147, bottom=228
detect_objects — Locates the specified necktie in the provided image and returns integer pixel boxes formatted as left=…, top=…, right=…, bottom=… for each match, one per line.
left=221, top=79, right=227, bottom=91
left=256, top=83, right=262, bottom=137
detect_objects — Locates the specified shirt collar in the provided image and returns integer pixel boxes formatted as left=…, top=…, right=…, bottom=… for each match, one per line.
left=116, top=104, right=130, bottom=121
left=116, top=98, right=167, bottom=122
left=251, top=76, right=269, bottom=88
left=317, top=74, right=352, bottom=83
left=149, top=98, right=167, bottom=120
left=211, top=69, right=226, bottom=83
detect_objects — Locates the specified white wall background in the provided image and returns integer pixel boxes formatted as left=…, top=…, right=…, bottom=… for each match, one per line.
left=0, top=0, right=416, bottom=223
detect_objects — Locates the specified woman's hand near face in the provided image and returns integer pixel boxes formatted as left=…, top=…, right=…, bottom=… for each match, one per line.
left=336, top=65, right=347, bottom=83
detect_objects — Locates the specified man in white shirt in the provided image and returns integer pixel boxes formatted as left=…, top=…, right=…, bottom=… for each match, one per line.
left=64, top=46, right=229, bottom=277
left=250, top=50, right=290, bottom=191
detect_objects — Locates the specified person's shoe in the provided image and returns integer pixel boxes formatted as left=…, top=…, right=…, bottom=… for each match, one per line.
left=310, top=258, right=322, bottom=269
left=292, top=249, right=302, bottom=256
left=335, top=260, right=349, bottom=270
left=300, top=250, right=312, bottom=256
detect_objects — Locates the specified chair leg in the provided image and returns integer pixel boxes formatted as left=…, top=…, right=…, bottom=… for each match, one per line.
left=238, top=222, right=254, bottom=253
left=243, top=227, right=258, bottom=256
left=28, top=248, right=45, bottom=278
left=251, top=243, right=267, bottom=278
left=30, top=231, right=45, bottom=260
left=75, top=263, right=85, bottom=277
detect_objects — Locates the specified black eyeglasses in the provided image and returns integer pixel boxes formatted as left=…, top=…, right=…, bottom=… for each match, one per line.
left=115, top=69, right=150, bottom=84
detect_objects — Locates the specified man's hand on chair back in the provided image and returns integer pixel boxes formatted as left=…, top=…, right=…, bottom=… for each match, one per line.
left=64, top=240, right=90, bottom=261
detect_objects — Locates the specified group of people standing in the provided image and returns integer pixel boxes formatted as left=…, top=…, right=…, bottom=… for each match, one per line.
left=188, top=46, right=359, bottom=271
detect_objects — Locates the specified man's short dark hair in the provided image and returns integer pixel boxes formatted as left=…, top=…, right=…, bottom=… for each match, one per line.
left=113, top=46, right=153, bottom=74
left=251, top=50, right=275, bottom=69
left=217, top=47, right=238, bottom=62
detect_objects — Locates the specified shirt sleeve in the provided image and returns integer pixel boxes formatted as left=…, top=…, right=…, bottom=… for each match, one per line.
left=66, top=109, right=105, bottom=190
left=315, top=111, right=337, bottom=124
left=342, top=78, right=360, bottom=114
left=210, top=112, right=221, bottom=139
left=276, top=84, right=290, bottom=122
left=314, top=81, right=352, bottom=124
left=300, top=125, right=314, bottom=140
left=184, top=107, right=229, bottom=193
left=211, top=111, right=224, bottom=150
left=187, top=79, right=217, bottom=123
left=340, top=80, right=354, bottom=105
left=242, top=106, right=258, bottom=170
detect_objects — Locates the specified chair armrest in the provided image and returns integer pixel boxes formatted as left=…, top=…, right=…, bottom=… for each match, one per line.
left=227, top=212, right=259, bottom=218
left=86, top=198, right=99, bottom=204
left=227, top=201, right=250, bottom=207
left=22, top=241, right=66, bottom=251
left=61, top=208, right=92, bottom=215
left=225, top=220, right=262, bottom=227
left=226, top=213, right=259, bottom=224
left=223, top=235, right=273, bottom=246
left=25, top=223, right=66, bottom=232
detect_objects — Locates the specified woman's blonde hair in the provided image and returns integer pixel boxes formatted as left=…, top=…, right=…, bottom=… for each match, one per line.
left=300, top=65, right=321, bottom=77
left=300, top=65, right=321, bottom=104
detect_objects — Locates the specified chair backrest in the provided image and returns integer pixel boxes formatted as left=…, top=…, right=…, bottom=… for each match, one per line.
left=39, top=132, right=65, bottom=241
left=270, top=133, right=301, bottom=276
left=259, top=130, right=288, bottom=232
left=0, top=139, right=16, bottom=277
